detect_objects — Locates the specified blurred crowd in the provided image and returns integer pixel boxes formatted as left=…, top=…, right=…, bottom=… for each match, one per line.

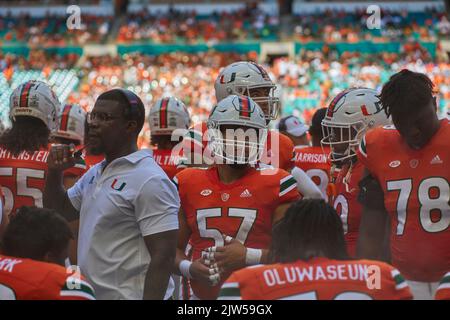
left=0, top=13, right=112, bottom=45
left=0, top=51, right=79, bottom=81
left=1, top=8, right=448, bottom=45
left=117, top=7, right=279, bottom=43
left=292, top=8, right=449, bottom=42
left=70, top=51, right=257, bottom=121
left=1, top=48, right=449, bottom=140
left=273, top=43, right=450, bottom=122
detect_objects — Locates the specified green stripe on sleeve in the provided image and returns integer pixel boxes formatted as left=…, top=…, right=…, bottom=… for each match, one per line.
left=219, top=287, right=241, bottom=298
left=280, top=177, right=296, bottom=193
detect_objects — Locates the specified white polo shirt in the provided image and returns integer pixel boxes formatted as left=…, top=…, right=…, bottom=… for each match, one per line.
left=67, top=149, right=180, bottom=300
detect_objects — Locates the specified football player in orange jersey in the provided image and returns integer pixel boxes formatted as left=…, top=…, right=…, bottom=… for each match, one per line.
left=293, top=108, right=331, bottom=199
left=357, top=70, right=450, bottom=299
left=0, top=206, right=95, bottom=300
left=321, top=88, right=390, bottom=258
left=173, top=95, right=300, bottom=300
left=51, top=104, right=87, bottom=189
left=0, top=80, right=59, bottom=218
left=51, top=104, right=88, bottom=265
left=214, top=61, right=294, bottom=172
left=219, top=199, right=413, bottom=300
left=148, top=97, right=191, bottom=179
left=435, top=272, right=450, bottom=300
left=287, top=108, right=330, bottom=199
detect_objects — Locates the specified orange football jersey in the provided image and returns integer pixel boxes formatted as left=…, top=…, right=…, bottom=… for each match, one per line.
left=0, top=255, right=95, bottom=300
left=83, top=150, right=104, bottom=169
left=261, top=130, right=294, bottom=171
left=63, top=156, right=87, bottom=179
left=153, top=148, right=184, bottom=179
left=435, top=271, right=450, bottom=300
left=293, top=145, right=331, bottom=198
left=358, top=120, right=450, bottom=282
left=174, top=166, right=300, bottom=300
left=329, top=161, right=365, bottom=258
left=219, top=257, right=413, bottom=300
left=0, top=146, right=50, bottom=217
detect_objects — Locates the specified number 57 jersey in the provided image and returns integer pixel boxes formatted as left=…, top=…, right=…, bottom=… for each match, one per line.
left=174, top=166, right=300, bottom=299
left=358, top=120, right=450, bottom=282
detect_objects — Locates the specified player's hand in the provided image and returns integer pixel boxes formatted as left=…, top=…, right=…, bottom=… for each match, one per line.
left=189, top=258, right=220, bottom=287
left=206, top=235, right=247, bottom=273
left=48, top=144, right=76, bottom=172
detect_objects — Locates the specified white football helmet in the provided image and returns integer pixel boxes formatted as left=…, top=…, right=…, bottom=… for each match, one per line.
left=148, top=97, right=191, bottom=135
left=208, top=95, right=267, bottom=165
left=214, top=61, right=280, bottom=121
left=53, top=104, right=86, bottom=143
left=9, top=80, right=59, bottom=131
left=321, top=88, right=391, bottom=163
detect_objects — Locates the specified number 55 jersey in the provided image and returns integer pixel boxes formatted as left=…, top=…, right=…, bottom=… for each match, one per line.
left=357, top=120, right=450, bottom=282
left=0, top=146, right=50, bottom=217
left=174, top=166, right=300, bottom=299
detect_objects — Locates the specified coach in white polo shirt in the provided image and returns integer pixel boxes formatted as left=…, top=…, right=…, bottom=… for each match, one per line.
left=44, top=89, right=179, bottom=299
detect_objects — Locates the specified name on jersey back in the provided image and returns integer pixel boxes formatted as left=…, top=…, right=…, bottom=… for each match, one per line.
left=0, top=148, right=49, bottom=163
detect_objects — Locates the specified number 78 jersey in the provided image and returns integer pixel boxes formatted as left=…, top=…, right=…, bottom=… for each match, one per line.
left=357, top=120, right=450, bottom=282
left=174, top=166, right=300, bottom=299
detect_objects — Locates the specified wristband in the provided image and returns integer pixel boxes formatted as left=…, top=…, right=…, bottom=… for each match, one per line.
left=245, top=248, right=262, bottom=265
left=179, top=260, right=192, bottom=279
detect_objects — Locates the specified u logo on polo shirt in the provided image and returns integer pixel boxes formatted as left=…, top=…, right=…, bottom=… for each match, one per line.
left=111, top=178, right=126, bottom=191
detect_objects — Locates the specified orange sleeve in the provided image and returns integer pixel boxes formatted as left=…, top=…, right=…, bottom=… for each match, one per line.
left=278, top=133, right=295, bottom=171
left=55, top=271, right=96, bottom=300
left=382, top=266, right=413, bottom=300
left=435, top=272, right=450, bottom=300
left=218, top=272, right=242, bottom=300
left=278, top=170, right=301, bottom=205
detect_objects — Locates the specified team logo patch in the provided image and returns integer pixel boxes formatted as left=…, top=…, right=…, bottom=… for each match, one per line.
left=409, top=159, right=419, bottom=169
left=111, top=179, right=126, bottom=191
left=200, top=189, right=212, bottom=196
left=389, top=160, right=401, bottom=168
left=221, top=193, right=230, bottom=202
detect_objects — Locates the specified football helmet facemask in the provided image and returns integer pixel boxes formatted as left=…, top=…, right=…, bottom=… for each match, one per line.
left=208, top=95, right=267, bottom=165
